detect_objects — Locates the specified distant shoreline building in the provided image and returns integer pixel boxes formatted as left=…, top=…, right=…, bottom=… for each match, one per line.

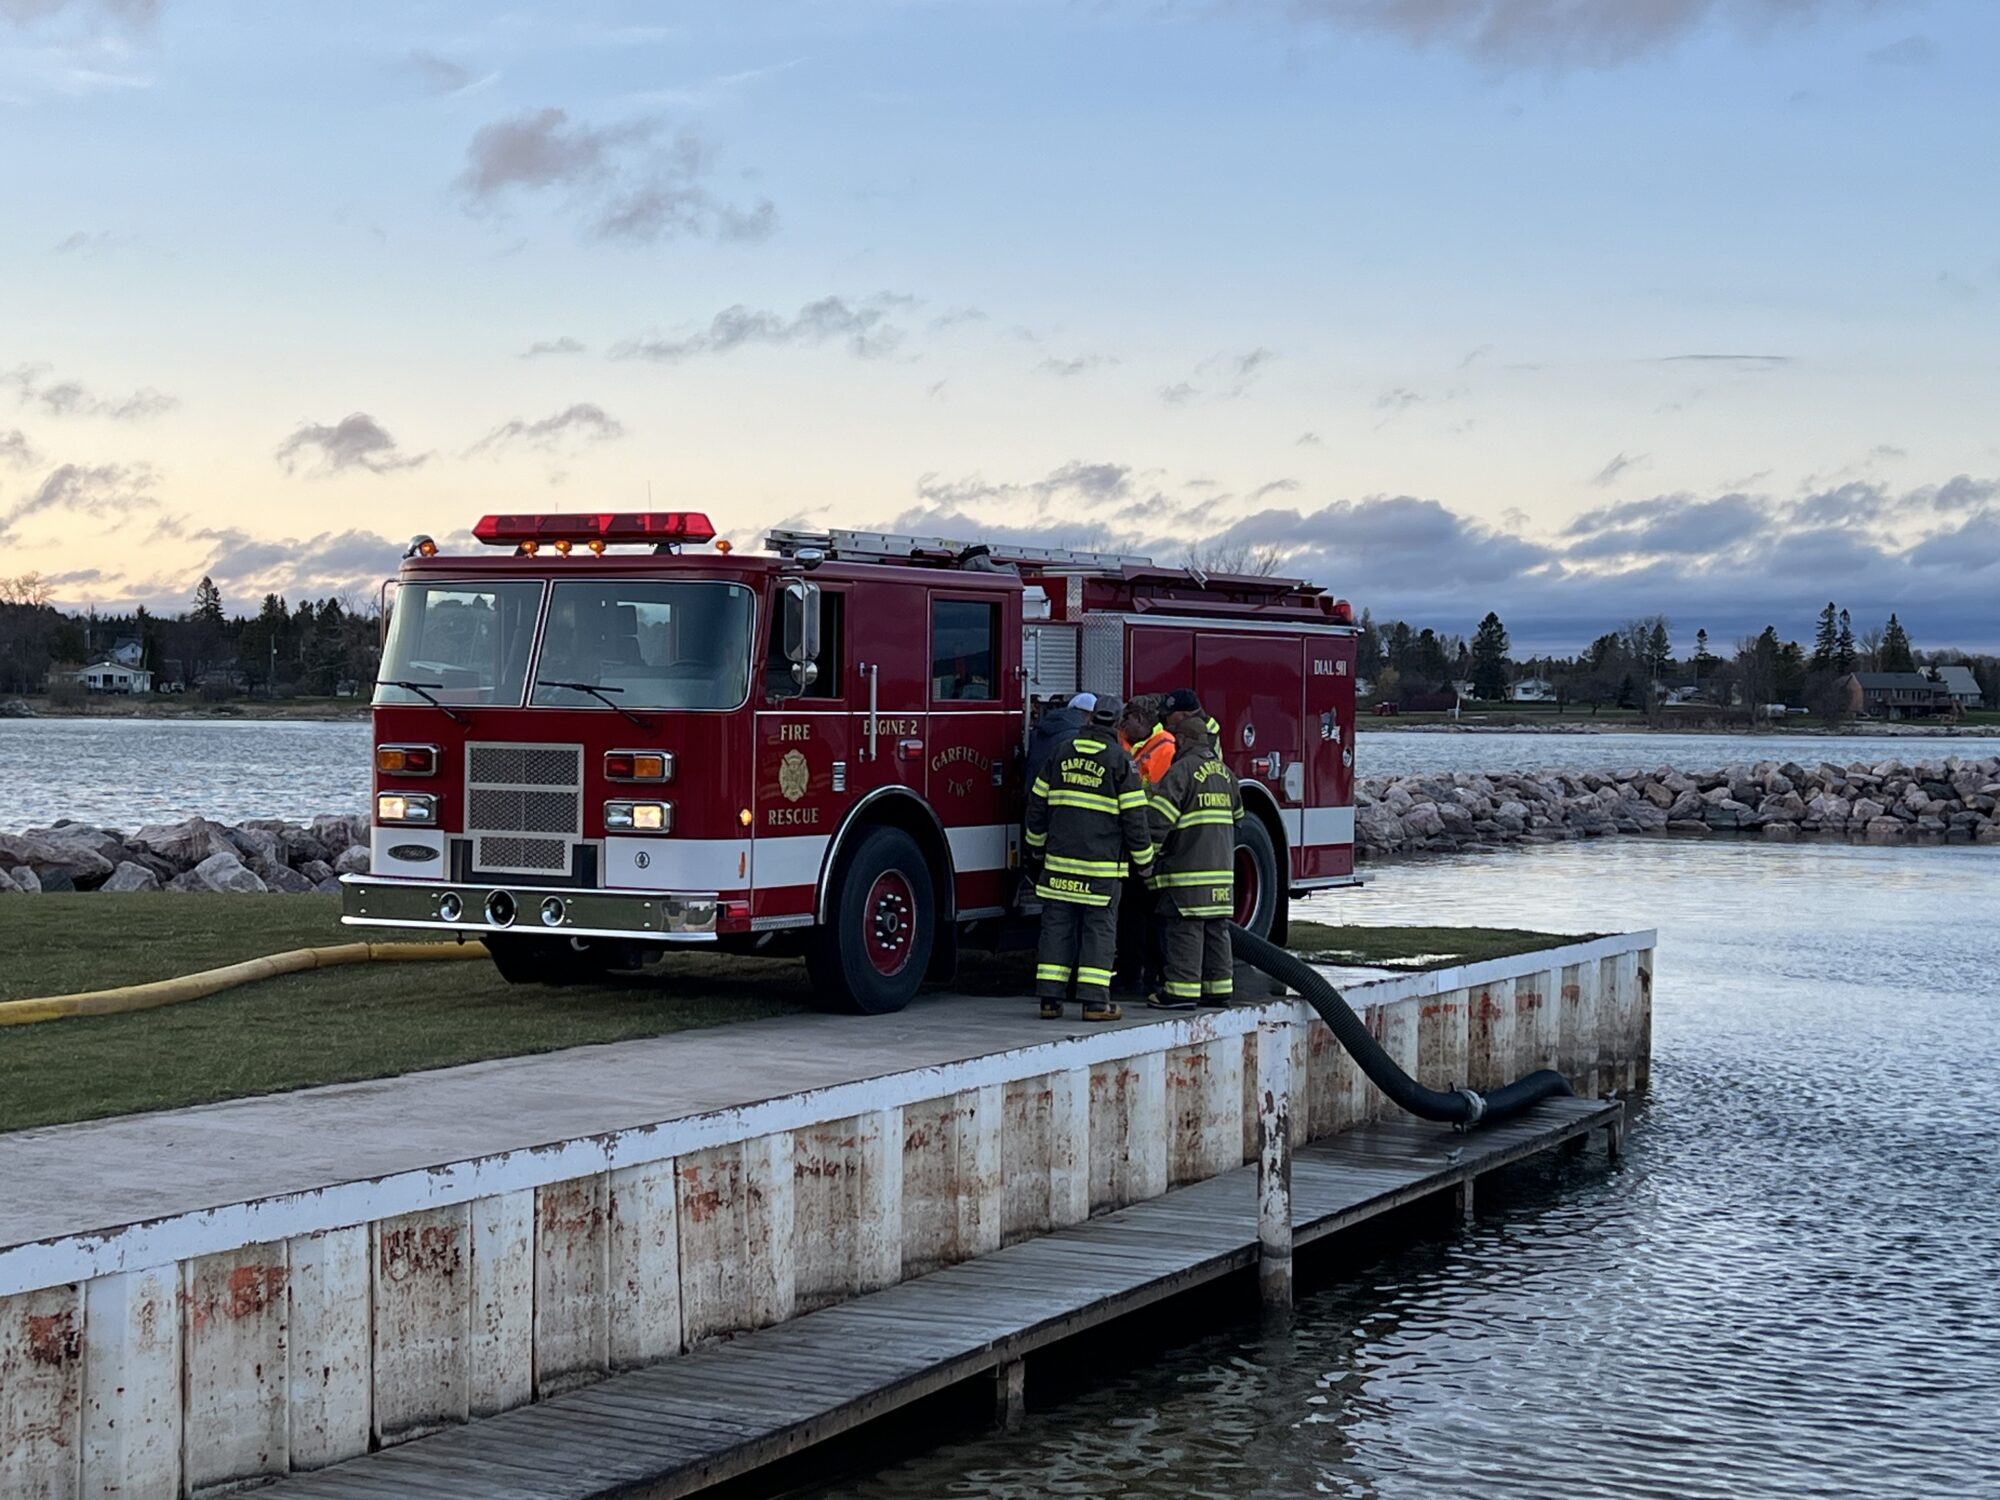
left=1842, top=671, right=1950, bottom=720
left=60, top=659, right=155, bottom=695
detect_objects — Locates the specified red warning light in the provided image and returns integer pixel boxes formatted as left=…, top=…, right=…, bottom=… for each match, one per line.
left=473, top=512, right=717, bottom=547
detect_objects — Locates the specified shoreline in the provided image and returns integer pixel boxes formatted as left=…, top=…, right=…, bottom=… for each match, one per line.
left=5, top=752, right=1994, bottom=892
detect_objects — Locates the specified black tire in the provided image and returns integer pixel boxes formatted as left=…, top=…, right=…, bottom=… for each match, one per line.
left=805, top=826, right=936, bottom=1015
left=483, top=933, right=620, bottom=986
left=1233, top=815, right=1284, bottom=940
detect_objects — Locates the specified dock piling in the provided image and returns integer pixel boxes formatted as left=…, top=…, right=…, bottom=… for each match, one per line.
left=1255, top=1018, right=1294, bottom=1310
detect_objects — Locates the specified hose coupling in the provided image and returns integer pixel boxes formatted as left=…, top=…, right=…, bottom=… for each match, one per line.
left=1454, top=1088, right=1488, bottom=1126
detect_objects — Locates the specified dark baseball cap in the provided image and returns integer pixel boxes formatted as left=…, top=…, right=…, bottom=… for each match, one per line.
left=1090, top=695, right=1122, bottom=726
left=1161, top=688, right=1202, bottom=716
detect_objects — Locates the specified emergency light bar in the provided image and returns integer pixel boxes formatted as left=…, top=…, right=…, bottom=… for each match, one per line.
left=473, top=512, right=717, bottom=547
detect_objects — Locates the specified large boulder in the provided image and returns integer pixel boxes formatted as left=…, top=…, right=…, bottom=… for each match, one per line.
left=1355, top=804, right=1404, bottom=852
left=132, top=817, right=238, bottom=871
left=227, top=825, right=285, bottom=871
left=100, top=861, right=162, bottom=893
left=265, top=864, right=316, bottom=894
left=1863, top=817, right=1906, bottom=841
left=312, top=814, right=369, bottom=855
left=1666, top=789, right=1704, bottom=822
left=333, top=844, right=371, bottom=876
left=190, top=850, right=269, bottom=894
left=1851, top=798, right=1886, bottom=823
left=0, top=830, right=112, bottom=888
left=1399, top=804, right=1446, bottom=841
left=8, top=864, right=41, bottom=892
left=298, top=858, right=335, bottom=885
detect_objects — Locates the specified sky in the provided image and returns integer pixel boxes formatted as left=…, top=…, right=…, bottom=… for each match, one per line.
left=2, top=0, right=1996, bottom=655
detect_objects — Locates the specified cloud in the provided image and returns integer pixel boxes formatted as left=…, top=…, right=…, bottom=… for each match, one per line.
left=52, top=228, right=137, bottom=256
left=1297, top=431, right=1324, bottom=447
left=1274, top=0, right=1874, bottom=71
left=1, top=0, right=159, bottom=29
left=849, top=458, right=2000, bottom=652
left=612, top=294, right=914, bottom=362
left=0, top=429, right=37, bottom=468
left=1590, top=451, right=1649, bottom=487
left=2, top=363, right=176, bottom=420
left=457, top=107, right=775, bottom=245
left=274, top=413, right=429, bottom=476
left=467, top=403, right=624, bottom=456
left=1373, top=387, right=1421, bottom=411
left=1157, top=347, right=1279, bottom=405
left=1034, top=354, right=1117, bottom=377
left=1655, top=352, right=1793, bottom=366
left=520, top=336, right=586, bottom=358
left=1867, top=34, right=1935, bottom=67
left=1158, top=381, right=1199, bottom=405
left=0, top=460, right=158, bottom=542
left=406, top=48, right=495, bottom=97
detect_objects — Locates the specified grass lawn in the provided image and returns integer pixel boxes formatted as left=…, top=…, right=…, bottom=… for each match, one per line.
left=0, top=896, right=1577, bottom=1133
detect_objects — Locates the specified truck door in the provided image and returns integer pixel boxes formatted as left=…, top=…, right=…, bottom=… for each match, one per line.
left=1301, top=633, right=1357, bottom=880
left=925, top=589, right=1016, bottom=915
left=1194, top=632, right=1304, bottom=803
left=753, top=586, right=854, bottom=919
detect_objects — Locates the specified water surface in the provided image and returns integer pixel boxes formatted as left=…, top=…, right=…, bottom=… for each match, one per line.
left=819, top=840, right=2000, bottom=1500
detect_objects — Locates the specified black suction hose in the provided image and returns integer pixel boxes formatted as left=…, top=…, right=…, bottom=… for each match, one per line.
left=1229, top=924, right=1573, bottom=1128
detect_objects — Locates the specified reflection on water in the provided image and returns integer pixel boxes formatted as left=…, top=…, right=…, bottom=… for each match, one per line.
left=0, top=718, right=370, bottom=829
left=1359, top=727, right=2000, bottom=779
left=821, top=841, right=2000, bottom=1500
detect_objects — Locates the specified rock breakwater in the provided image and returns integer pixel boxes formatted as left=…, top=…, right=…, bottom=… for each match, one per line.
left=1356, top=755, right=2000, bottom=857
left=0, top=814, right=370, bottom=895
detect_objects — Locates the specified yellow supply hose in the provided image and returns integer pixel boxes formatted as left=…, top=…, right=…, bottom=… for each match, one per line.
left=0, top=941, right=488, bottom=1027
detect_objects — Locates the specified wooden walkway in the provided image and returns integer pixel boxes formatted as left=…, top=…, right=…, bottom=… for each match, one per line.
left=260, top=1097, right=1621, bottom=1500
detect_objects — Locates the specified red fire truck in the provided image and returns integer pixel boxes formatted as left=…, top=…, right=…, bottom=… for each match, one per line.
left=344, top=514, right=1359, bottom=1012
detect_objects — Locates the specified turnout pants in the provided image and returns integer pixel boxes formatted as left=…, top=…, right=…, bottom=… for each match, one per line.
left=1157, top=903, right=1233, bottom=1006
left=1037, top=890, right=1121, bottom=1005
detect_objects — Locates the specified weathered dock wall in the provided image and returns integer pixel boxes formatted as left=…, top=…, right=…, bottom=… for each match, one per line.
left=0, top=933, right=1652, bottom=1499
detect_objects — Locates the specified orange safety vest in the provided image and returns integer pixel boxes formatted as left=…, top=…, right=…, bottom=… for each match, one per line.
left=1124, top=724, right=1176, bottom=784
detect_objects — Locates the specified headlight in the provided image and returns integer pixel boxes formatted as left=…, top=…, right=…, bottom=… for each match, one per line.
left=377, top=792, right=438, bottom=824
left=605, top=799, right=672, bottom=833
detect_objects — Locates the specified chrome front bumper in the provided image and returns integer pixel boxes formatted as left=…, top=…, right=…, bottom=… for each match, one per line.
left=339, top=875, right=719, bottom=941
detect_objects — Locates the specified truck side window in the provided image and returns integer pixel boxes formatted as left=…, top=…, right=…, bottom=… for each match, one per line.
left=765, top=591, right=844, bottom=698
left=931, top=599, right=998, bottom=701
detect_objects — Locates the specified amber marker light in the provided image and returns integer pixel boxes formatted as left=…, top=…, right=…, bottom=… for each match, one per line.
left=715, top=538, right=734, bottom=555
left=738, top=808, right=753, bottom=828
left=555, top=538, right=573, bottom=556
left=605, top=750, right=673, bottom=782
left=588, top=538, right=606, bottom=555
left=375, top=744, right=438, bottom=776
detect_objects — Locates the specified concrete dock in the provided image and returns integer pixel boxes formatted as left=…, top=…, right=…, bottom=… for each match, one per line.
left=0, top=931, right=1652, bottom=1499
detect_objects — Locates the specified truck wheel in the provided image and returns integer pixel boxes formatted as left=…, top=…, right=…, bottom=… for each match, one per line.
left=1233, top=817, right=1284, bottom=940
left=484, top=934, right=617, bottom=986
left=806, top=826, right=936, bottom=1015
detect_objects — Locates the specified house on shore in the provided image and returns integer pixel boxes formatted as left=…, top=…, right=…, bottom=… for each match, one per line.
left=1842, top=671, right=1951, bottom=720
left=1932, top=664, right=1985, bottom=710
left=60, top=659, right=155, bottom=694
left=1509, top=676, right=1556, bottom=702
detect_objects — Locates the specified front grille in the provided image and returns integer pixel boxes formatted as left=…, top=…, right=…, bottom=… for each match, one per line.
left=469, top=745, right=579, bottom=787
left=475, top=835, right=569, bottom=873
left=469, top=787, right=580, bottom=834
left=466, top=741, right=583, bottom=877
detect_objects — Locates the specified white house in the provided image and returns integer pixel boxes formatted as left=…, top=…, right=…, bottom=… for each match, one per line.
left=1933, top=664, right=1984, bottom=709
left=62, top=661, right=154, bottom=694
left=1509, top=677, right=1556, bottom=702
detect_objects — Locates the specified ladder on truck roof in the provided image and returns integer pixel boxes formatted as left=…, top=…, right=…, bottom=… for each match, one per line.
left=765, top=527, right=1153, bottom=574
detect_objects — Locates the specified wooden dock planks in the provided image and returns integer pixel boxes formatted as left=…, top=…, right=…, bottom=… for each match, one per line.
left=260, top=1097, right=1620, bottom=1500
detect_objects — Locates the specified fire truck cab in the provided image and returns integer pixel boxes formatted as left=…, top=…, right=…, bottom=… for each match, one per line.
left=344, top=514, right=1359, bottom=1013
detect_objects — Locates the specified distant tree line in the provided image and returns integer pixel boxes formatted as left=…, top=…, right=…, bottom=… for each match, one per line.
left=0, top=572, right=382, bottom=700
left=1353, top=600, right=1999, bottom=719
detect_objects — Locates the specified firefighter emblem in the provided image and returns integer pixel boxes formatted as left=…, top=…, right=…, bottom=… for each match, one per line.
left=778, top=748, right=810, bottom=802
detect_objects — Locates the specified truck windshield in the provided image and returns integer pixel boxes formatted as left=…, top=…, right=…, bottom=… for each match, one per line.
left=531, top=580, right=754, bottom=711
left=375, top=581, right=543, bottom=707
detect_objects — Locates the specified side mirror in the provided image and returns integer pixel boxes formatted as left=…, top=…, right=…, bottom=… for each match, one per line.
left=791, top=659, right=819, bottom=690
left=777, top=579, right=821, bottom=697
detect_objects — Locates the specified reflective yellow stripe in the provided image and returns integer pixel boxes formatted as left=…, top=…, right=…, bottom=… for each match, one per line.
left=1116, top=789, right=1147, bottom=808
left=1128, top=846, right=1155, bottom=867
left=1023, top=829, right=1047, bottom=846
left=1035, top=883, right=1110, bottom=907
left=1031, top=777, right=1052, bottom=797
left=1201, top=978, right=1233, bottom=993
left=1048, top=790, right=1119, bottom=813
left=1177, top=811, right=1236, bottom=827
left=1044, top=856, right=1123, bottom=877
left=1072, top=737, right=1106, bottom=752
left=1076, top=967, right=1114, bottom=984
left=1163, top=980, right=1201, bottom=997
left=1036, top=963, right=1072, bottom=981
left=1152, top=870, right=1233, bottom=887
left=1180, top=904, right=1233, bottom=917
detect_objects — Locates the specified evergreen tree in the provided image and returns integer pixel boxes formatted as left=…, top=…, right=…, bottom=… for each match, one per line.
left=1810, top=602, right=1838, bottom=671
left=1470, top=611, right=1510, bottom=701
left=1834, top=609, right=1856, bottom=673
left=1775, top=640, right=1807, bottom=704
left=1647, top=619, right=1671, bottom=680
left=1693, top=628, right=1715, bottom=682
left=191, top=575, right=224, bottom=626
left=1354, top=608, right=1382, bottom=679
left=1880, top=613, right=1914, bottom=672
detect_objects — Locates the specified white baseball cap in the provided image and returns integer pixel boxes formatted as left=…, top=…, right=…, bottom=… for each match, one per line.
left=1067, top=692, right=1097, bottom=711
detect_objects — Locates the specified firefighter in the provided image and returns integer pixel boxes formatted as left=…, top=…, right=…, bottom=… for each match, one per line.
left=1117, top=694, right=1176, bottom=785
left=1144, top=698, right=1243, bottom=1010
left=1024, top=696, right=1153, bottom=1022
left=1024, top=691, right=1095, bottom=789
